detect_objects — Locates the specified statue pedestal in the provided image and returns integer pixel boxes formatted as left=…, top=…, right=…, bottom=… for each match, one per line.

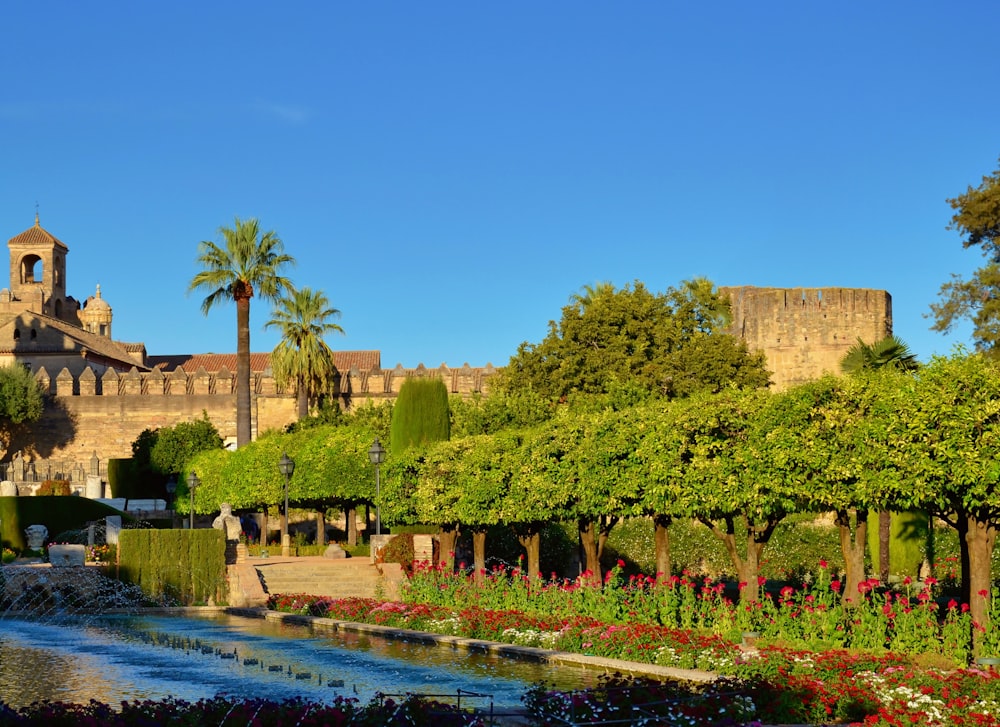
left=281, top=533, right=291, bottom=557
left=49, top=544, right=86, bottom=568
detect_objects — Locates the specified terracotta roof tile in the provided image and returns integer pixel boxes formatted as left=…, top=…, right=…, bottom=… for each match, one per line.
left=147, top=350, right=380, bottom=373
left=8, top=222, right=68, bottom=251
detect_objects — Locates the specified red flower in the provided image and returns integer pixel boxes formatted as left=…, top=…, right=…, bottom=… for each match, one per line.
left=831, top=580, right=842, bottom=593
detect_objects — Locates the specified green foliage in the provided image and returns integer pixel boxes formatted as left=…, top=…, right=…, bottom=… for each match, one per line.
left=117, top=528, right=227, bottom=605
left=930, top=158, right=1000, bottom=356
left=498, top=279, right=770, bottom=401
left=449, top=389, right=555, bottom=437
left=179, top=423, right=381, bottom=514
left=603, top=516, right=845, bottom=581
left=390, top=378, right=450, bottom=452
left=840, top=335, right=919, bottom=374
left=0, top=496, right=132, bottom=550
left=189, top=215, right=295, bottom=447
left=866, top=511, right=930, bottom=578
left=0, top=363, right=44, bottom=427
left=149, top=412, right=224, bottom=475
left=266, top=286, right=344, bottom=417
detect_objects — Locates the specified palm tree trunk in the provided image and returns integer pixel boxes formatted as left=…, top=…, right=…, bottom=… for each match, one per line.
left=296, top=376, right=309, bottom=420
left=236, top=295, right=252, bottom=447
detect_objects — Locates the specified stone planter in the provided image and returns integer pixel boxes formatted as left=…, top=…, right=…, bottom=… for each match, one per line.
left=48, top=544, right=86, bottom=568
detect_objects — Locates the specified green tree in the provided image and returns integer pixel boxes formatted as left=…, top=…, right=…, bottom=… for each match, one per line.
left=266, top=286, right=344, bottom=420
left=930, top=158, right=1000, bottom=357
left=149, top=413, right=225, bottom=476
left=839, top=335, right=919, bottom=585
left=390, top=378, right=450, bottom=452
left=499, top=280, right=769, bottom=401
left=887, top=352, right=1000, bottom=647
left=0, top=364, right=44, bottom=427
left=189, top=216, right=295, bottom=447
left=0, top=363, right=45, bottom=459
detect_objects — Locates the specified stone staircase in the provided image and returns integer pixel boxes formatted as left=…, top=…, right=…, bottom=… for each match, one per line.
left=252, top=557, right=402, bottom=601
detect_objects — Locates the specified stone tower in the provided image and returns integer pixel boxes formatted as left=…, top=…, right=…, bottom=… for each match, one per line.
left=5, top=213, right=72, bottom=321
left=721, top=286, right=892, bottom=390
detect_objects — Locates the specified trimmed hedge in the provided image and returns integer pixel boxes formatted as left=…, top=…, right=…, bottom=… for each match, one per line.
left=117, top=529, right=227, bottom=606
left=0, top=496, right=132, bottom=550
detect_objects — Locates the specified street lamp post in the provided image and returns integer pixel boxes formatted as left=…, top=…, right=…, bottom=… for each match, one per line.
left=186, top=471, right=200, bottom=530
left=278, top=453, right=295, bottom=554
left=368, top=437, right=386, bottom=537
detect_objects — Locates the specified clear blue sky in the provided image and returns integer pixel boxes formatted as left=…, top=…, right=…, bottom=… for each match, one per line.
left=2, top=2, right=997, bottom=369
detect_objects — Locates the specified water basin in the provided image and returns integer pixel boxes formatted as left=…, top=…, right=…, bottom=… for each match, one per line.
left=0, top=612, right=601, bottom=709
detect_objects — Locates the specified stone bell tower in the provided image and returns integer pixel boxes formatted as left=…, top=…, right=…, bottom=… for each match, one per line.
left=6, top=212, right=71, bottom=321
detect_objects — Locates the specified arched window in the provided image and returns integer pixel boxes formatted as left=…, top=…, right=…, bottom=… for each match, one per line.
left=13, top=329, right=20, bottom=341
left=21, top=255, right=42, bottom=284
left=30, top=329, right=37, bottom=340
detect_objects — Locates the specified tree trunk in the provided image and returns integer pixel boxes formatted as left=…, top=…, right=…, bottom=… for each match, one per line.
left=259, top=510, right=268, bottom=547
left=836, top=508, right=868, bottom=606
left=578, top=520, right=602, bottom=585
left=235, top=295, right=252, bottom=448
left=438, top=526, right=459, bottom=572
left=957, top=515, right=972, bottom=608
left=516, top=528, right=542, bottom=582
left=967, top=515, right=997, bottom=655
left=701, top=516, right=775, bottom=604
left=654, top=514, right=672, bottom=580
left=472, top=530, right=487, bottom=585
left=879, top=510, right=891, bottom=583
left=315, top=509, right=326, bottom=547
left=346, top=507, right=357, bottom=546
left=296, top=376, right=309, bottom=420
left=597, top=515, right=618, bottom=562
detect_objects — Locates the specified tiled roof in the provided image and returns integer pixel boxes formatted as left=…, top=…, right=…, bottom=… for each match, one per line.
left=0, top=312, right=150, bottom=370
left=147, top=350, right=381, bottom=373
left=8, top=221, right=69, bottom=251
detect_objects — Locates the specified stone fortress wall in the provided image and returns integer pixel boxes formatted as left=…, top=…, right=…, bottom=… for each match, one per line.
left=20, top=286, right=889, bottom=481
left=25, top=361, right=498, bottom=477
left=721, top=286, right=892, bottom=391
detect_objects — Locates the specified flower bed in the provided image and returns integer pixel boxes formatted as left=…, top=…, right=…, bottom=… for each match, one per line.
left=265, top=559, right=1000, bottom=726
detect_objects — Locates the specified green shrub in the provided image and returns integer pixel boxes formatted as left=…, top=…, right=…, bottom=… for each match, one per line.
left=117, top=529, right=227, bottom=605
left=867, top=510, right=930, bottom=578
left=390, top=378, right=450, bottom=452
left=0, top=496, right=133, bottom=550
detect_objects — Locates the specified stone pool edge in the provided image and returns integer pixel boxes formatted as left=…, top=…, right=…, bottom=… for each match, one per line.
left=221, top=605, right=717, bottom=685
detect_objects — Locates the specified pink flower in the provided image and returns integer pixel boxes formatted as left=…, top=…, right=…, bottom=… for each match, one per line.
left=947, top=599, right=959, bottom=609
left=819, top=559, right=828, bottom=569
left=925, top=576, right=938, bottom=585
left=757, top=576, right=767, bottom=586
left=830, top=580, right=842, bottom=593
left=616, top=559, right=625, bottom=568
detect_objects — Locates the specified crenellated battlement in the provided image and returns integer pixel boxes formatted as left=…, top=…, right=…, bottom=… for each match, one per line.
left=33, top=362, right=498, bottom=400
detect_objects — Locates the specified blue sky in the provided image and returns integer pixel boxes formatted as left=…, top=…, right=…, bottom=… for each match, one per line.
left=2, top=2, right=997, bottom=369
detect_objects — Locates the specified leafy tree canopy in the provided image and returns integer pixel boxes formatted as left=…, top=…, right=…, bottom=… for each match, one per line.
left=0, top=364, right=44, bottom=427
left=134, top=412, right=225, bottom=476
left=498, top=278, right=770, bottom=401
left=930, top=158, right=1000, bottom=356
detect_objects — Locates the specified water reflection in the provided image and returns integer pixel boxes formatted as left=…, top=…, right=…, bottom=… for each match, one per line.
left=0, top=613, right=599, bottom=709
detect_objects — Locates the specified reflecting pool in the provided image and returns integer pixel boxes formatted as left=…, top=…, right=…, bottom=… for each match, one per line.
left=0, top=612, right=601, bottom=709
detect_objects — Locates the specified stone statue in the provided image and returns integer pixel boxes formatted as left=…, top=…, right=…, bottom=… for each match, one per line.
left=24, top=524, right=47, bottom=550
left=212, top=503, right=242, bottom=541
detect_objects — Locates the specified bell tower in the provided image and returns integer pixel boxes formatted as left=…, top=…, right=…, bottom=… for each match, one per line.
left=7, top=213, right=69, bottom=319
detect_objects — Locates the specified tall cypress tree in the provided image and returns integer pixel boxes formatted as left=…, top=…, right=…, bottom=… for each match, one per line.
left=390, top=378, right=451, bottom=453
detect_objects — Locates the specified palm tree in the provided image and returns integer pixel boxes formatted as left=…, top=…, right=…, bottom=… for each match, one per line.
left=840, top=335, right=919, bottom=375
left=266, top=286, right=345, bottom=419
left=568, top=281, right=615, bottom=311
left=189, top=217, right=294, bottom=447
left=840, top=334, right=920, bottom=585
